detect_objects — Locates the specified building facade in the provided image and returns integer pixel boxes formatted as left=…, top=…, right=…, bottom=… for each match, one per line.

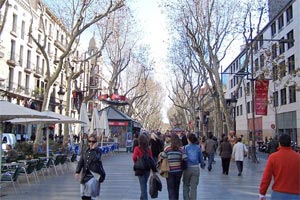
left=223, top=0, right=299, bottom=145
left=0, top=0, right=80, bottom=138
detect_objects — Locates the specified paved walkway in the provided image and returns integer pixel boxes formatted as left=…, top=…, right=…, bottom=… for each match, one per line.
left=1, top=152, right=270, bottom=200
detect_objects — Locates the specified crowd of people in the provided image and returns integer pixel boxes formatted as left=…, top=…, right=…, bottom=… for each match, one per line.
left=130, top=129, right=299, bottom=200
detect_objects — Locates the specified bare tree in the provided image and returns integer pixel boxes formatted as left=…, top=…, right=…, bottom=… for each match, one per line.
left=0, top=0, right=8, bottom=35
left=163, top=0, right=268, bottom=137
left=28, top=0, right=124, bottom=151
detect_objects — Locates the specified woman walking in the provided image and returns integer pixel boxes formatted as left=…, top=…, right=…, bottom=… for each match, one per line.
left=182, top=133, right=206, bottom=200
left=160, top=134, right=187, bottom=200
left=219, top=136, right=232, bottom=175
left=75, top=134, right=106, bottom=200
left=132, top=134, right=156, bottom=200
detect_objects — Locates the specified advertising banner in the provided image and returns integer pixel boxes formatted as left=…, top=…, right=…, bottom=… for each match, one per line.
left=255, top=80, right=269, bottom=115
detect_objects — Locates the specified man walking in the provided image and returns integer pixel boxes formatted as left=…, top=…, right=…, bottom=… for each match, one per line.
left=205, top=133, right=217, bottom=172
left=259, top=134, right=300, bottom=200
left=232, top=137, right=247, bottom=176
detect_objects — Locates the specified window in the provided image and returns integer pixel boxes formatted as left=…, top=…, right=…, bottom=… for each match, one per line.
left=247, top=102, right=251, bottom=114
left=246, top=82, right=250, bottom=95
left=258, top=35, right=264, bottom=47
left=286, top=5, right=293, bottom=23
left=254, top=41, right=258, bottom=53
left=47, top=42, right=51, bottom=54
left=237, top=106, right=239, bottom=116
left=49, top=24, right=52, bottom=37
left=26, top=50, right=31, bottom=69
left=10, top=40, right=16, bottom=61
left=271, top=22, right=276, bottom=36
left=273, top=65, right=278, bottom=81
left=280, top=88, right=287, bottom=105
left=272, top=44, right=277, bottom=59
left=239, top=87, right=242, bottom=98
left=60, top=34, right=64, bottom=45
left=278, top=14, right=284, bottom=30
left=239, top=105, right=243, bottom=115
left=279, top=61, right=286, bottom=78
left=260, top=54, right=264, bottom=68
left=12, top=14, right=17, bottom=33
left=273, top=91, right=278, bottom=107
left=255, top=58, right=259, bottom=71
left=25, top=74, right=30, bottom=91
left=56, top=30, right=59, bottom=40
left=36, top=55, right=40, bottom=71
left=288, top=55, right=295, bottom=74
left=279, top=37, right=285, bottom=54
left=38, top=34, right=41, bottom=44
left=287, top=30, right=294, bottom=49
left=21, top=21, right=25, bottom=39
left=19, top=45, right=23, bottom=67
left=42, top=59, right=45, bottom=75
left=289, top=85, right=296, bottom=103
left=18, top=71, right=22, bottom=88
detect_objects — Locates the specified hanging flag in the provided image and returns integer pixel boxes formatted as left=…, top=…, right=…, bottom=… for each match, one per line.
left=255, top=80, right=269, bottom=115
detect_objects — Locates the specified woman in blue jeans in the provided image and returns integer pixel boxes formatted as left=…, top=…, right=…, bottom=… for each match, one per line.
left=132, top=134, right=156, bottom=200
left=160, top=134, right=187, bottom=200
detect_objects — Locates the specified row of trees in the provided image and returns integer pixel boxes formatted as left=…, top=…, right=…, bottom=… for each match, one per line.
left=0, top=0, right=165, bottom=152
left=162, top=0, right=269, bottom=138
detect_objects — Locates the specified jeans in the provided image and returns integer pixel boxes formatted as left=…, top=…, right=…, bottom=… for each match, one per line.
left=138, top=170, right=150, bottom=200
left=236, top=161, right=243, bottom=174
left=271, top=191, right=300, bottom=200
left=166, top=171, right=182, bottom=200
left=207, top=153, right=215, bottom=171
left=182, top=167, right=200, bottom=200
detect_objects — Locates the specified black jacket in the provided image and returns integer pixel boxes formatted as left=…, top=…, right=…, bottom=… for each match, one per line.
left=149, top=173, right=162, bottom=198
left=75, top=147, right=106, bottom=184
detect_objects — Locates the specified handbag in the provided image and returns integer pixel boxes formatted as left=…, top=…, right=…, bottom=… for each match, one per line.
left=243, top=145, right=247, bottom=157
left=157, top=153, right=169, bottom=178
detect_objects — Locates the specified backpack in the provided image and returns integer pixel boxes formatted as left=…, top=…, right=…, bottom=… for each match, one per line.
left=134, top=153, right=151, bottom=171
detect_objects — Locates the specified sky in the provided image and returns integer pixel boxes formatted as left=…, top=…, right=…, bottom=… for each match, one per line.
left=129, top=0, right=172, bottom=123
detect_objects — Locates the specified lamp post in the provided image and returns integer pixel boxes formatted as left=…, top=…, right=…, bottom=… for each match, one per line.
left=230, top=96, right=237, bottom=134
left=57, top=86, right=65, bottom=137
left=226, top=96, right=237, bottom=134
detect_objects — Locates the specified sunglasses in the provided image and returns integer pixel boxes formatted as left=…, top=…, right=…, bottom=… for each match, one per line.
left=88, top=140, right=97, bottom=143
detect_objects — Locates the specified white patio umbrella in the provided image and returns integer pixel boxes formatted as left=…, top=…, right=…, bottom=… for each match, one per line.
left=78, top=103, right=90, bottom=136
left=89, top=108, right=101, bottom=142
left=0, top=100, right=56, bottom=183
left=99, top=110, right=110, bottom=147
left=8, top=111, right=85, bottom=158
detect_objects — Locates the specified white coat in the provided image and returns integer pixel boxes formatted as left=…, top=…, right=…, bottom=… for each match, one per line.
left=232, top=142, right=248, bottom=161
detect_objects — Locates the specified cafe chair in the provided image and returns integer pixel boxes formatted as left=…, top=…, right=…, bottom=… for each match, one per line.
left=66, top=153, right=77, bottom=171
left=19, top=160, right=38, bottom=185
left=1, top=166, right=22, bottom=193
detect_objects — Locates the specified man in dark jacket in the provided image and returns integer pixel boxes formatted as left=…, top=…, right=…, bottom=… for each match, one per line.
left=268, top=135, right=279, bottom=154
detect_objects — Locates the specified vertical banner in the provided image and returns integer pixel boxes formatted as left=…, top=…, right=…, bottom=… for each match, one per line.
left=255, top=80, right=269, bottom=115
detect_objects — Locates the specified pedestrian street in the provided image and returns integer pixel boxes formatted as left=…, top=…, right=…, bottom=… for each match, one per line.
left=2, top=151, right=269, bottom=200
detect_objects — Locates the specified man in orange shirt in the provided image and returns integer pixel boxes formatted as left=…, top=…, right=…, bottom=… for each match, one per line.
left=259, top=134, right=300, bottom=200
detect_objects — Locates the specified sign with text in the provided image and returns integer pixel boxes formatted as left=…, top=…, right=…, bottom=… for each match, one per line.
left=255, top=80, right=269, bottom=115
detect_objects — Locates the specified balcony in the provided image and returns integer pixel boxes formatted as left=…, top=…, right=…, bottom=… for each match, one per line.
left=33, top=67, right=43, bottom=78
left=6, top=59, right=17, bottom=67
left=54, top=40, right=66, bottom=52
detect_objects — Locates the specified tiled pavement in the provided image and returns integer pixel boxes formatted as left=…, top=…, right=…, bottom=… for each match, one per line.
left=1, top=152, right=271, bottom=200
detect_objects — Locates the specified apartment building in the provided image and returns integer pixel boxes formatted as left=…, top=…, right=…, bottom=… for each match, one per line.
left=223, top=0, right=299, bottom=144
left=0, top=0, right=72, bottom=135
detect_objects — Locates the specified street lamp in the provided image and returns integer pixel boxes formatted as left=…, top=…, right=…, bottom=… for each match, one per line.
left=226, top=96, right=237, bottom=134
left=57, top=86, right=65, bottom=137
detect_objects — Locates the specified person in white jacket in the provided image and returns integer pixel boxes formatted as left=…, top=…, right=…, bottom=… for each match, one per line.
left=232, top=137, right=248, bottom=176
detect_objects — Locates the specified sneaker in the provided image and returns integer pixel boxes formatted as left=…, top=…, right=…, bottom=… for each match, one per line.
left=238, top=173, right=241, bottom=176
